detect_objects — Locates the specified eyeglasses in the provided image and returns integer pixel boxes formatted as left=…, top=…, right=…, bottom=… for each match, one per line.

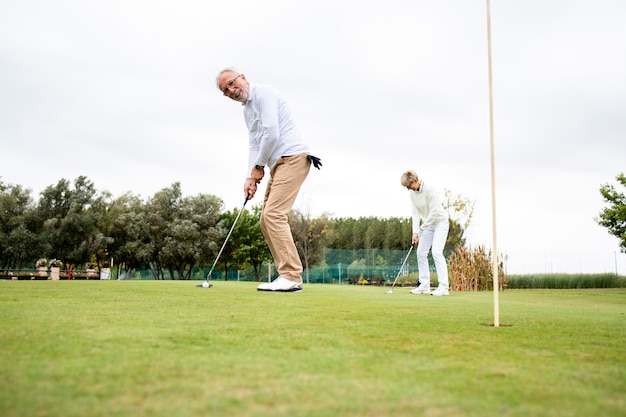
left=222, top=74, right=241, bottom=95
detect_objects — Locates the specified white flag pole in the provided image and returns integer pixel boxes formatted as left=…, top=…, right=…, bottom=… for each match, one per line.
left=486, top=0, right=500, bottom=327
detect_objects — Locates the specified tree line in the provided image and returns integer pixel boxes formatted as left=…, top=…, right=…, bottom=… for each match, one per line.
left=0, top=176, right=475, bottom=280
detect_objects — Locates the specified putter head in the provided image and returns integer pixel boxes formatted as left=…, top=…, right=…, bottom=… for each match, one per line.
left=385, top=290, right=393, bottom=294
left=196, top=282, right=213, bottom=288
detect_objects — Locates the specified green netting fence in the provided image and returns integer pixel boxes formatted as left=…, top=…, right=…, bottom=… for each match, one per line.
left=111, top=248, right=423, bottom=283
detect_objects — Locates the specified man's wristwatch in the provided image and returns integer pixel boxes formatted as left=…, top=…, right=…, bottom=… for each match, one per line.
left=254, top=164, right=264, bottom=170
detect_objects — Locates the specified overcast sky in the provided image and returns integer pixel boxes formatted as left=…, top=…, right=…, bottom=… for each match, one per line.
left=1, top=0, right=625, bottom=274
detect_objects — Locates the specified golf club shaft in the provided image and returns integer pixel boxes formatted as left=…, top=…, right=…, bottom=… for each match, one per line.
left=206, top=198, right=248, bottom=280
left=390, top=245, right=414, bottom=289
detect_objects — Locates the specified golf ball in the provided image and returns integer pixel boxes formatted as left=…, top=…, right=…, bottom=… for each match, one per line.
left=202, top=281, right=210, bottom=288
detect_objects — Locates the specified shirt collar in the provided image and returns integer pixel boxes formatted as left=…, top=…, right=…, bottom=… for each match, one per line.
left=243, top=83, right=256, bottom=106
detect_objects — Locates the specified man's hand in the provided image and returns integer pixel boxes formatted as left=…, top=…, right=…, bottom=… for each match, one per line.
left=412, top=234, right=419, bottom=245
left=244, top=178, right=257, bottom=200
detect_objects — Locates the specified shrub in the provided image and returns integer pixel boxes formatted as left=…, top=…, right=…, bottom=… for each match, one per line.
left=507, top=273, right=626, bottom=289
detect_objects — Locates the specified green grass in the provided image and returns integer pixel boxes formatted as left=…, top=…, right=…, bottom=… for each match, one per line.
left=507, top=273, right=626, bottom=289
left=1, top=281, right=625, bottom=417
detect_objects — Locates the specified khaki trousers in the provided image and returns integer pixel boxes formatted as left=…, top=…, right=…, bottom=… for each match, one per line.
left=260, top=153, right=311, bottom=282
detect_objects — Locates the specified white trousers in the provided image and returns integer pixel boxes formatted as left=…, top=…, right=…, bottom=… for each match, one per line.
left=417, top=220, right=450, bottom=290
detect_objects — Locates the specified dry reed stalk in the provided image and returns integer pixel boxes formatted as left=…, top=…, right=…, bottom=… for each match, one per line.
left=449, top=244, right=506, bottom=291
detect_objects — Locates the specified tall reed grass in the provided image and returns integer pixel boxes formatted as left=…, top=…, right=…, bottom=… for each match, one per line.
left=507, top=273, right=626, bottom=289
left=449, top=244, right=506, bottom=291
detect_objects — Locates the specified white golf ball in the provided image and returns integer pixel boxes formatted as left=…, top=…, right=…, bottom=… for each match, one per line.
left=202, top=281, right=210, bottom=288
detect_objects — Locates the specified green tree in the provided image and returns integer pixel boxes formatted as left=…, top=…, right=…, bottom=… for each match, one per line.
left=213, top=205, right=243, bottom=280
left=383, top=217, right=412, bottom=250
left=364, top=217, right=382, bottom=249
left=187, top=193, right=225, bottom=273
left=105, top=192, right=152, bottom=277
left=144, top=183, right=183, bottom=279
left=162, top=193, right=223, bottom=280
left=596, top=172, right=626, bottom=252
left=289, top=208, right=330, bottom=283
left=325, top=217, right=364, bottom=250
left=75, top=190, right=114, bottom=270
left=37, top=176, right=103, bottom=268
left=0, top=180, right=44, bottom=269
left=160, top=218, right=203, bottom=279
left=146, top=183, right=223, bottom=280
left=224, top=204, right=270, bottom=281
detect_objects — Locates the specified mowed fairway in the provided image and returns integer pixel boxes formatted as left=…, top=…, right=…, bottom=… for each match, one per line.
left=1, top=281, right=624, bottom=417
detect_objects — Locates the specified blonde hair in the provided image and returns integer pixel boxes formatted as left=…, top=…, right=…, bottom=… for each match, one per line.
left=400, top=170, right=418, bottom=188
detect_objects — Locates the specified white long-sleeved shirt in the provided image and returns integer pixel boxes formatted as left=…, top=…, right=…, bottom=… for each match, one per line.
left=409, top=181, right=448, bottom=235
left=243, top=84, right=309, bottom=173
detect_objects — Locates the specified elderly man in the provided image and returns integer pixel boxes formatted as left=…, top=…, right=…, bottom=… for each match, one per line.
left=216, top=68, right=321, bottom=292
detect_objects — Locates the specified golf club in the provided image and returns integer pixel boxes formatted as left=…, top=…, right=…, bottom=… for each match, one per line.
left=385, top=244, right=414, bottom=294
left=197, top=198, right=249, bottom=288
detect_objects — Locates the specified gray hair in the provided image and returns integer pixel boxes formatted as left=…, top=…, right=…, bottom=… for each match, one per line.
left=215, top=67, right=240, bottom=88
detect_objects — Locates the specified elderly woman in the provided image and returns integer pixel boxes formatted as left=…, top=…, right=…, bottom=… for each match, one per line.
left=400, top=170, right=450, bottom=296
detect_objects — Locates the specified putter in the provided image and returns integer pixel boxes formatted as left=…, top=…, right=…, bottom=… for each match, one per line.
left=197, top=198, right=249, bottom=288
left=385, top=244, right=414, bottom=294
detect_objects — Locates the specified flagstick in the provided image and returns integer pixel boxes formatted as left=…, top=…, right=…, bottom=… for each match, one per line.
left=486, top=0, right=500, bottom=327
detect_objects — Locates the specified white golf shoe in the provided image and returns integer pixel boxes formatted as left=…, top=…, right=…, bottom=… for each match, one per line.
left=257, top=276, right=303, bottom=292
left=410, top=283, right=431, bottom=295
left=431, top=287, right=449, bottom=296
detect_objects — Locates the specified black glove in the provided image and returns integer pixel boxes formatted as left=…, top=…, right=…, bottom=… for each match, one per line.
left=307, top=155, right=322, bottom=170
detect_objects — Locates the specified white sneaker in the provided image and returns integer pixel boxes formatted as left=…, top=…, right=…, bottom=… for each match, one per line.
left=257, top=276, right=303, bottom=292
left=410, top=283, right=431, bottom=295
left=431, top=287, right=449, bottom=296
